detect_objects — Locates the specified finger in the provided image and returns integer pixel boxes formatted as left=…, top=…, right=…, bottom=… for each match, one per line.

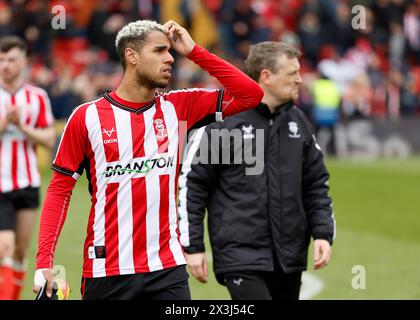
left=46, top=279, right=54, bottom=298
left=33, top=285, right=41, bottom=294
left=203, top=259, right=208, bottom=278
left=313, top=243, right=320, bottom=262
left=313, top=259, right=326, bottom=270
left=167, top=26, right=180, bottom=40
left=188, top=264, right=200, bottom=278
left=321, top=247, right=331, bottom=265
left=314, top=260, right=328, bottom=270
left=190, top=265, right=205, bottom=283
left=197, top=261, right=207, bottom=283
left=314, top=248, right=330, bottom=270
left=196, top=270, right=207, bottom=283
left=164, top=21, right=177, bottom=34
left=163, top=20, right=175, bottom=27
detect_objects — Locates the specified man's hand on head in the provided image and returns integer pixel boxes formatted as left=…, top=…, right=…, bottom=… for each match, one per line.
left=163, top=20, right=195, bottom=56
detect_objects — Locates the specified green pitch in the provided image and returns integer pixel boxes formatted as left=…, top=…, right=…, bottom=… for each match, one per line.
left=21, top=157, right=420, bottom=300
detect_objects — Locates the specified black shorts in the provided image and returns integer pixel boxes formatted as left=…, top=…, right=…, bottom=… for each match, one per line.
left=0, top=187, right=40, bottom=231
left=81, top=265, right=191, bottom=300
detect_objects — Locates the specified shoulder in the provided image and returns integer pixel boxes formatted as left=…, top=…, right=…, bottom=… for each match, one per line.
left=25, top=84, right=49, bottom=98
left=290, top=106, right=312, bottom=126
left=219, top=108, right=259, bottom=129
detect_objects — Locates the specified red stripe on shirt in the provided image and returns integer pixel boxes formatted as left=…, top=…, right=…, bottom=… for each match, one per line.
left=23, top=141, right=32, bottom=185
left=96, top=101, right=120, bottom=162
left=153, top=99, right=169, bottom=154
left=158, top=174, right=175, bottom=268
left=25, top=89, right=31, bottom=104
left=35, top=94, right=48, bottom=128
left=131, top=177, right=149, bottom=273
left=10, top=95, right=16, bottom=106
left=104, top=182, right=120, bottom=276
left=130, top=113, right=145, bottom=158
left=25, top=89, right=31, bottom=125
left=11, top=141, right=19, bottom=190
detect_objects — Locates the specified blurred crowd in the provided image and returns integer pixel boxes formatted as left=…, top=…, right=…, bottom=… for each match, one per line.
left=0, top=0, right=419, bottom=122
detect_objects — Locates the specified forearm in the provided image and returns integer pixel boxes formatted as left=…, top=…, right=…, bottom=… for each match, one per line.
left=36, top=171, right=76, bottom=269
left=21, top=126, right=56, bottom=149
left=187, top=45, right=263, bottom=110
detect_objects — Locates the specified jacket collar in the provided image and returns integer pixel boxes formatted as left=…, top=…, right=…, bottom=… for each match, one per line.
left=257, top=101, right=294, bottom=118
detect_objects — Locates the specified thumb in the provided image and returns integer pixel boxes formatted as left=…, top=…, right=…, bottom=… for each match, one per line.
left=203, top=259, right=208, bottom=280
left=313, top=243, right=320, bottom=261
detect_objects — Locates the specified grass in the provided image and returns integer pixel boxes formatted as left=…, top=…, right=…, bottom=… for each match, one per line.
left=21, top=157, right=420, bottom=300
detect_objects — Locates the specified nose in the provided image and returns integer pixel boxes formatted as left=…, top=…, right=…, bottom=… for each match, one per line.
left=165, top=52, right=174, bottom=64
left=296, top=73, right=303, bottom=84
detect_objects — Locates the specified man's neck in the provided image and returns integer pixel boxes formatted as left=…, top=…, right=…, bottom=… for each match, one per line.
left=0, top=77, right=24, bottom=94
left=115, top=73, right=156, bottom=103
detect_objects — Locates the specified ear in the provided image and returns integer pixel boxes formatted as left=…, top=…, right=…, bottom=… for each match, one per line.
left=125, top=48, right=138, bottom=66
left=259, top=69, right=272, bottom=86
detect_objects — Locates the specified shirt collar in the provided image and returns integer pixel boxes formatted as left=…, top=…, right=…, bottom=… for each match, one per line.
left=257, top=100, right=294, bottom=118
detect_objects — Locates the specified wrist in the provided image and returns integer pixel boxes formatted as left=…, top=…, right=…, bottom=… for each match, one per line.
left=34, top=268, right=53, bottom=287
left=186, top=43, right=200, bottom=59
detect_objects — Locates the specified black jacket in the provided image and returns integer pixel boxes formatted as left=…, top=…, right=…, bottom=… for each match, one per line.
left=178, top=102, right=335, bottom=277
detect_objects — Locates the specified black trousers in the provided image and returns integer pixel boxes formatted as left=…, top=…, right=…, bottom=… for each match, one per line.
left=81, top=265, right=191, bottom=300
left=222, top=269, right=302, bottom=300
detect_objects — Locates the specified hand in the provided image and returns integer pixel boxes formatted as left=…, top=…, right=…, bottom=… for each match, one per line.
left=33, top=268, right=55, bottom=298
left=163, top=20, right=195, bottom=56
left=6, top=104, right=21, bottom=127
left=313, top=239, right=331, bottom=270
left=185, top=252, right=208, bottom=283
left=0, top=116, right=7, bottom=134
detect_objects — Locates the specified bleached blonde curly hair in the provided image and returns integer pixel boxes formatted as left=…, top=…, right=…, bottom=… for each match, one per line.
left=115, top=20, right=165, bottom=70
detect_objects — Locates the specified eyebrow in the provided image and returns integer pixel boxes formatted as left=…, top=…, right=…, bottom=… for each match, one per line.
left=153, top=45, right=170, bottom=50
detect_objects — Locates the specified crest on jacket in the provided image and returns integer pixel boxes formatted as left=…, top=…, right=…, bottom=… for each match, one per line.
left=288, top=121, right=300, bottom=138
left=241, top=124, right=255, bottom=139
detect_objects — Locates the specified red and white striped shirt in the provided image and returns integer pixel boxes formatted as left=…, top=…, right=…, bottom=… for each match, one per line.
left=0, top=84, right=54, bottom=193
left=36, top=45, right=263, bottom=278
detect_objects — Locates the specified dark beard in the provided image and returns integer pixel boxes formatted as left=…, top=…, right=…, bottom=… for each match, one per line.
left=135, top=71, right=168, bottom=89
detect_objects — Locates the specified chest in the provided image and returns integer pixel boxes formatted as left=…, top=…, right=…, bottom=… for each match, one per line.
left=85, top=102, right=181, bottom=169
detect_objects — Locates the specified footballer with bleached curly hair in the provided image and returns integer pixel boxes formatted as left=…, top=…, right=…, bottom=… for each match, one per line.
left=34, top=19, right=263, bottom=300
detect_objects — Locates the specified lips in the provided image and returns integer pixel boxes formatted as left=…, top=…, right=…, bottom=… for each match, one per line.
left=162, top=67, right=172, bottom=77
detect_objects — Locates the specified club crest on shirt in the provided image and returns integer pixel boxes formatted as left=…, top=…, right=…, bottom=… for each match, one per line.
left=241, top=124, right=254, bottom=139
left=288, top=121, right=300, bottom=138
left=154, top=119, right=168, bottom=140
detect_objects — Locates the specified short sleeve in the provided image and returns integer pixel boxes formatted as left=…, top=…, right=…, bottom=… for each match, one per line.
left=35, top=91, right=55, bottom=128
left=52, top=105, right=88, bottom=178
